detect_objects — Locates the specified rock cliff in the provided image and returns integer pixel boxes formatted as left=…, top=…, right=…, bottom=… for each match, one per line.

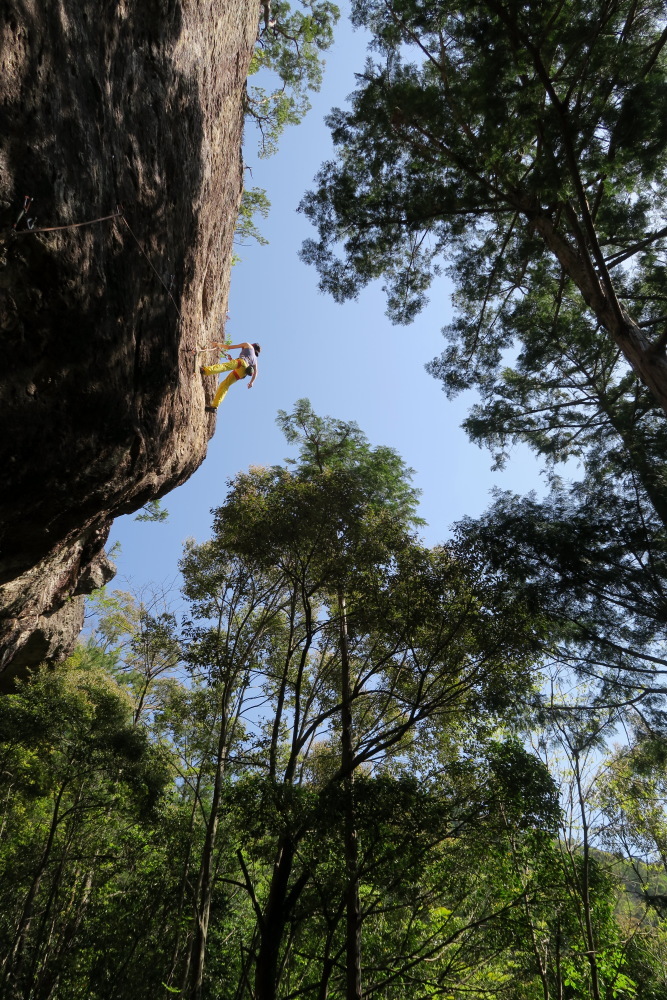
left=0, top=0, right=258, bottom=682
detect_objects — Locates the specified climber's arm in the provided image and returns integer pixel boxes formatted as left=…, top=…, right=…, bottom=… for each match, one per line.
left=211, top=342, right=251, bottom=351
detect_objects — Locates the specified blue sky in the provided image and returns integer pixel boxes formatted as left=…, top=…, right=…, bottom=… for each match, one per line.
left=107, top=10, right=545, bottom=598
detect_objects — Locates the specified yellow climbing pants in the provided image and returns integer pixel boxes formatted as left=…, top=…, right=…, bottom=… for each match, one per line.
left=202, top=358, right=249, bottom=408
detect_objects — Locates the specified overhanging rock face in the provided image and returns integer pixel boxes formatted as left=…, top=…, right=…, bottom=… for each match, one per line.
left=0, top=0, right=258, bottom=683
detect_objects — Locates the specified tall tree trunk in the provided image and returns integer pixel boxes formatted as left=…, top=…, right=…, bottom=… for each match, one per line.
left=555, top=920, right=564, bottom=1000
left=531, top=209, right=667, bottom=420
left=184, top=695, right=230, bottom=1000
left=0, top=780, right=68, bottom=995
left=166, top=770, right=203, bottom=989
left=316, top=924, right=338, bottom=1000
left=338, top=589, right=362, bottom=1000
left=34, top=867, right=94, bottom=1000
left=523, top=897, right=550, bottom=1000
left=254, top=838, right=297, bottom=1000
left=572, top=753, right=602, bottom=1000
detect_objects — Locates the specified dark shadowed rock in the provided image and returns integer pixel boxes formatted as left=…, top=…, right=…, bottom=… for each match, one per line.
left=0, top=0, right=258, bottom=682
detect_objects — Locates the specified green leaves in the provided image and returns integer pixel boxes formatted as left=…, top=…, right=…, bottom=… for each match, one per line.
left=300, top=0, right=667, bottom=434
left=247, top=0, right=340, bottom=156
left=0, top=657, right=173, bottom=998
left=234, top=186, right=271, bottom=255
left=454, top=478, right=667, bottom=705
left=135, top=498, right=169, bottom=522
left=214, top=399, right=422, bottom=595
left=6, top=398, right=667, bottom=997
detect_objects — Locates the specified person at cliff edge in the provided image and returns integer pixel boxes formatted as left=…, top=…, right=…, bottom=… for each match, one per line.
left=200, top=341, right=261, bottom=411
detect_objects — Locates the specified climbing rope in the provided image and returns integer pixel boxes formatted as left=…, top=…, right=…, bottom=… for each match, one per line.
left=118, top=212, right=182, bottom=320
left=11, top=209, right=124, bottom=234
left=8, top=199, right=182, bottom=320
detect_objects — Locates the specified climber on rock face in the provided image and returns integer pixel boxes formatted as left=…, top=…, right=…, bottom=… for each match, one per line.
left=201, top=342, right=261, bottom=411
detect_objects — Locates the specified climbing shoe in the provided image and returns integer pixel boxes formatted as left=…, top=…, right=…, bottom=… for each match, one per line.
left=200, top=366, right=208, bottom=375
left=205, top=406, right=217, bottom=413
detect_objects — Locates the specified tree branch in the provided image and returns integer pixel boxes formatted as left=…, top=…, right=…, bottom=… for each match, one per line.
left=604, top=224, right=667, bottom=269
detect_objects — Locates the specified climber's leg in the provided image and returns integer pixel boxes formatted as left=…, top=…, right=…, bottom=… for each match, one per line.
left=210, top=371, right=239, bottom=408
left=210, top=360, right=249, bottom=408
left=201, top=359, right=238, bottom=376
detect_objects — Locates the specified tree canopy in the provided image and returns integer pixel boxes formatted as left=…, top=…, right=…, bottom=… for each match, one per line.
left=300, top=2, right=667, bottom=729
left=247, top=0, right=340, bottom=156
left=301, top=0, right=667, bottom=419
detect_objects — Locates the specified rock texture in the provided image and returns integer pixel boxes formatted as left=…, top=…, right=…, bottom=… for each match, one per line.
left=0, top=0, right=258, bottom=683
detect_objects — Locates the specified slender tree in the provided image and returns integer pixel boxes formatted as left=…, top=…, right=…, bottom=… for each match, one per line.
left=0, top=659, right=168, bottom=1000
left=208, top=400, right=545, bottom=1000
